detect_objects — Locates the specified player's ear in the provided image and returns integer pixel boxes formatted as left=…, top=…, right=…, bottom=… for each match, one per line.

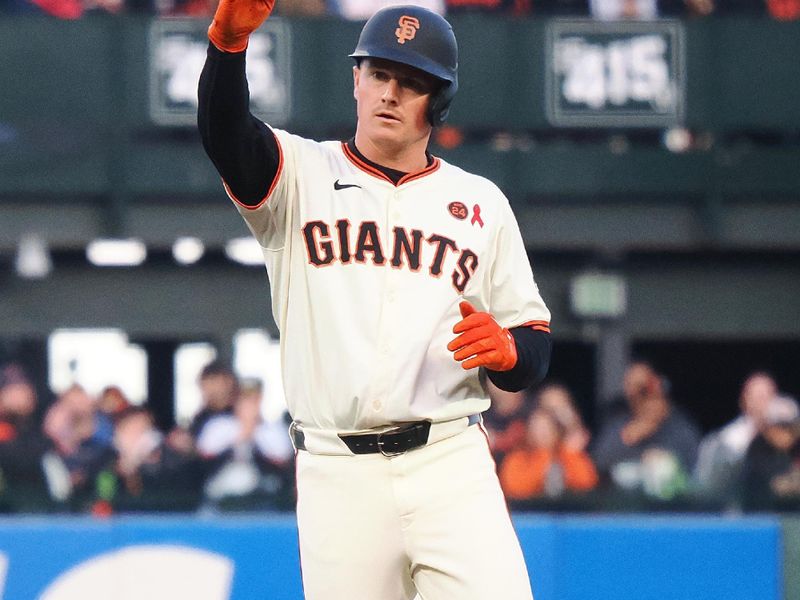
left=353, top=65, right=360, bottom=101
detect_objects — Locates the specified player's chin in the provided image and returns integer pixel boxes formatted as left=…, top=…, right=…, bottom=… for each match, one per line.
left=371, top=119, right=405, bottom=137
left=368, top=126, right=407, bottom=146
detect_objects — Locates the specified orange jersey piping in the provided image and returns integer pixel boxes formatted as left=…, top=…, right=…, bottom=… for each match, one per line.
left=224, top=133, right=285, bottom=210
left=341, top=142, right=440, bottom=187
left=520, top=319, right=551, bottom=334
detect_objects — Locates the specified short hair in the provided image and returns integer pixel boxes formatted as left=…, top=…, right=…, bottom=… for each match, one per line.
left=239, top=377, right=263, bottom=395
left=116, top=406, right=154, bottom=425
left=0, top=363, right=30, bottom=388
left=741, top=370, right=777, bottom=388
left=627, top=357, right=658, bottom=374
left=199, top=360, right=236, bottom=380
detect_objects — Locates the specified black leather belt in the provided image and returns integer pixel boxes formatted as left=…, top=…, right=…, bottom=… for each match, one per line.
left=292, top=414, right=480, bottom=456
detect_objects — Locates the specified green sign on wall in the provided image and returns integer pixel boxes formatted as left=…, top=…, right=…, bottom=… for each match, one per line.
left=546, top=20, right=685, bottom=128
left=148, top=18, right=292, bottom=127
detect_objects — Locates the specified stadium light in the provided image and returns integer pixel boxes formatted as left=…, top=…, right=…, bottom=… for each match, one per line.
left=172, top=236, right=205, bottom=265
left=15, top=233, right=52, bottom=279
left=86, top=239, right=147, bottom=267
left=224, top=237, right=263, bottom=266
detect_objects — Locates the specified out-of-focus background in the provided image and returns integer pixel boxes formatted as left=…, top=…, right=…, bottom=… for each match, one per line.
left=0, top=1, right=799, bottom=598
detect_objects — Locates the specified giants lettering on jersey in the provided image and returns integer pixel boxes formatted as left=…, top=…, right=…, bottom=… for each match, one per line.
left=302, top=219, right=478, bottom=293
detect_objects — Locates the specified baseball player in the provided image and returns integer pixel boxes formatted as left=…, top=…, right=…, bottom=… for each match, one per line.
left=198, top=4, right=552, bottom=599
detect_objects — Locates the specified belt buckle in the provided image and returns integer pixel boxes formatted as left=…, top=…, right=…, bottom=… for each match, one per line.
left=376, top=427, right=405, bottom=457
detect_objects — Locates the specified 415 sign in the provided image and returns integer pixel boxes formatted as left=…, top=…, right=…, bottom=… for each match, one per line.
left=546, top=20, right=685, bottom=127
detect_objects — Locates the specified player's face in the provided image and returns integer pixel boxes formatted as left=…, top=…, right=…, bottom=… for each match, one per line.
left=353, top=58, right=438, bottom=155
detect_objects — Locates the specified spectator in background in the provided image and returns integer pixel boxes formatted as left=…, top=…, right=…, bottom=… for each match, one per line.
left=0, top=365, right=50, bottom=506
left=0, top=365, right=39, bottom=442
left=590, top=0, right=722, bottom=19
left=589, top=0, right=657, bottom=19
left=591, top=360, right=701, bottom=500
left=442, top=0, right=591, bottom=17
left=97, top=385, right=132, bottom=424
left=444, top=0, right=529, bottom=16
left=196, top=378, right=294, bottom=508
left=658, top=0, right=714, bottom=16
left=189, top=360, right=238, bottom=439
left=482, top=376, right=530, bottom=466
left=155, top=0, right=218, bottom=16
left=694, top=371, right=782, bottom=502
left=0, top=0, right=83, bottom=18
left=536, top=382, right=591, bottom=454
left=331, top=0, right=443, bottom=21
left=114, top=408, right=164, bottom=497
left=766, top=0, right=800, bottom=19
left=0, top=0, right=123, bottom=17
left=499, top=405, right=598, bottom=502
left=112, top=408, right=206, bottom=510
left=81, top=0, right=124, bottom=14
left=740, top=396, right=800, bottom=510
left=42, top=385, right=116, bottom=504
left=272, top=0, right=327, bottom=16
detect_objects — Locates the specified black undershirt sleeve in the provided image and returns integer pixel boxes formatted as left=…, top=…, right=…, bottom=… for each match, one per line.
left=487, top=328, right=552, bottom=392
left=197, top=42, right=280, bottom=206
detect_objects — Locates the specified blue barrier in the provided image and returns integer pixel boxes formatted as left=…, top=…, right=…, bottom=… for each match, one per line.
left=516, top=515, right=782, bottom=600
left=0, top=514, right=781, bottom=600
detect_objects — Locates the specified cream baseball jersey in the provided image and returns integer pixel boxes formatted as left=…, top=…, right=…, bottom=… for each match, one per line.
left=227, top=127, right=550, bottom=432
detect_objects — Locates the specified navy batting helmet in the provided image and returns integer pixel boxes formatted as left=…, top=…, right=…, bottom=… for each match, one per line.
left=350, top=5, right=458, bottom=127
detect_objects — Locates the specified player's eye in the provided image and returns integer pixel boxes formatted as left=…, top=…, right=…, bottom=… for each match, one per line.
left=400, top=77, right=435, bottom=96
left=400, top=77, right=429, bottom=95
left=371, top=70, right=390, bottom=82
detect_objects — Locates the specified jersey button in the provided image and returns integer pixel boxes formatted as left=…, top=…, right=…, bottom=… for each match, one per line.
left=372, top=399, right=382, bottom=411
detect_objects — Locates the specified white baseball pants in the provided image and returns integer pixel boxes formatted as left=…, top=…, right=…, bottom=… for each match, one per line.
left=295, top=425, right=535, bottom=600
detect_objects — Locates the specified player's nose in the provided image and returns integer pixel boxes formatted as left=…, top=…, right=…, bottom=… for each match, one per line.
left=381, top=78, right=400, bottom=102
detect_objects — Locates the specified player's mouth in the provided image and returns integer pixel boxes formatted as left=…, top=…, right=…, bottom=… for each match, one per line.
left=375, top=111, right=401, bottom=123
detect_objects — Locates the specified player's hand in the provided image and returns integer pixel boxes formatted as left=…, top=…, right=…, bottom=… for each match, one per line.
left=447, top=301, right=517, bottom=372
left=208, top=0, right=275, bottom=54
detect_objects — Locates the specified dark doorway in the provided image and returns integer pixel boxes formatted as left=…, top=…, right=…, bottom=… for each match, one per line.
left=632, top=339, right=800, bottom=433
left=547, top=339, right=597, bottom=429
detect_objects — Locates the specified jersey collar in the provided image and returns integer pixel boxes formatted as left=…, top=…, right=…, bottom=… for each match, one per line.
left=342, top=140, right=440, bottom=187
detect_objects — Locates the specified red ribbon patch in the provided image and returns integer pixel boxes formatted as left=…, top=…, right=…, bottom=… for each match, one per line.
left=471, top=204, right=484, bottom=228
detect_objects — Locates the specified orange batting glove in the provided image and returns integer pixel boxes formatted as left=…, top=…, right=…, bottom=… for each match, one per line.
left=447, top=301, right=518, bottom=372
left=208, top=0, right=275, bottom=54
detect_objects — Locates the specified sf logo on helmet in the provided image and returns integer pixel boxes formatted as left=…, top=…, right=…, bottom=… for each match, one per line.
left=395, top=16, right=420, bottom=44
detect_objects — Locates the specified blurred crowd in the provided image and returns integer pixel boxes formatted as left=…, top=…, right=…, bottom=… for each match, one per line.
left=485, top=362, right=800, bottom=511
left=0, top=361, right=294, bottom=514
left=0, top=0, right=797, bottom=21
left=1, top=357, right=799, bottom=515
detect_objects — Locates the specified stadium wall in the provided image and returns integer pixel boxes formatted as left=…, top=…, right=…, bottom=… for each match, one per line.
left=0, top=515, right=783, bottom=599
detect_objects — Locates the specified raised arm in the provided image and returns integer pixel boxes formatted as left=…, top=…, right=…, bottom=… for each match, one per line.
left=197, top=0, right=281, bottom=206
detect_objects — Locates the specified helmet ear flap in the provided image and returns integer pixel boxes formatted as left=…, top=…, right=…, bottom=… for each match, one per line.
left=427, top=79, right=458, bottom=127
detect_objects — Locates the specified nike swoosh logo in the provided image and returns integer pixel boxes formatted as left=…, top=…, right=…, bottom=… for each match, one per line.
left=334, top=179, right=362, bottom=191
